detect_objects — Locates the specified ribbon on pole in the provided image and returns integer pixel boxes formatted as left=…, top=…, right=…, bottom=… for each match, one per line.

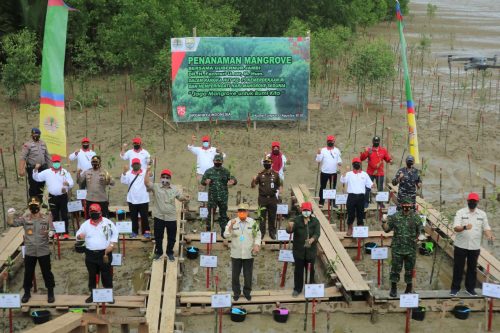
left=396, top=1, right=420, bottom=164
left=39, top=0, right=73, bottom=157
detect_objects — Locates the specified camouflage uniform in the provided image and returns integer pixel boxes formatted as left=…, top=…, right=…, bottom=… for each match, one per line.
left=384, top=211, right=422, bottom=283
left=392, top=167, right=421, bottom=207
left=201, top=165, right=237, bottom=231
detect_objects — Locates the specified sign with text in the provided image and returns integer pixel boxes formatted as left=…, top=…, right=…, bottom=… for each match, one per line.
left=67, top=200, right=83, bottom=212
left=0, top=294, right=20, bottom=309
left=277, top=229, right=293, bottom=241
left=198, top=192, right=208, bottom=202
left=482, top=283, right=500, bottom=299
left=200, top=255, right=218, bottom=268
left=335, top=194, right=348, bottom=205
left=111, top=253, right=122, bottom=266
left=399, top=293, right=419, bottom=308
left=76, top=190, right=87, bottom=200
left=323, top=189, right=336, bottom=200
left=371, top=247, right=388, bottom=260
left=305, top=284, right=325, bottom=299
left=199, top=207, right=209, bottom=218
left=375, top=192, right=389, bottom=202
left=200, top=232, right=217, bottom=244
left=352, top=226, right=369, bottom=238
left=211, top=294, right=231, bottom=308
left=278, top=249, right=294, bottom=263
left=277, top=204, right=289, bottom=215
left=92, top=288, right=113, bottom=303
left=420, top=215, right=427, bottom=227
left=115, top=221, right=132, bottom=234
left=53, top=221, right=66, bottom=233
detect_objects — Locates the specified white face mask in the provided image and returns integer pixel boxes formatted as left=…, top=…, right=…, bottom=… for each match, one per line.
left=302, top=211, right=311, bottom=218
left=202, top=142, right=209, bottom=148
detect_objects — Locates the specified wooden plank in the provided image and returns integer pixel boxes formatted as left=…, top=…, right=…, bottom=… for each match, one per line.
left=336, top=230, right=394, bottom=240
left=145, top=242, right=166, bottom=332
left=24, top=312, right=83, bottom=333
left=298, top=184, right=369, bottom=291
left=24, top=295, right=145, bottom=308
left=0, top=227, right=23, bottom=266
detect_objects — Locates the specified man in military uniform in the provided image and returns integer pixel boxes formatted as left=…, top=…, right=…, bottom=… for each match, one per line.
left=78, top=156, right=114, bottom=217
left=382, top=198, right=423, bottom=297
left=201, top=154, right=237, bottom=236
left=251, top=156, right=281, bottom=240
left=7, top=197, right=56, bottom=303
left=391, top=155, right=422, bottom=209
left=19, top=128, right=51, bottom=202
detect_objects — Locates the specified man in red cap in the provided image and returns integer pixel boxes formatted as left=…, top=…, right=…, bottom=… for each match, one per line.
left=187, top=134, right=225, bottom=184
left=450, top=192, right=495, bottom=296
left=121, top=158, right=150, bottom=239
left=69, top=137, right=96, bottom=182
left=120, top=137, right=151, bottom=170
left=287, top=202, right=320, bottom=297
left=266, top=141, right=287, bottom=181
left=76, top=203, right=118, bottom=303
left=340, top=157, right=374, bottom=236
left=33, top=155, right=74, bottom=238
left=316, top=135, right=342, bottom=208
left=145, top=168, right=189, bottom=261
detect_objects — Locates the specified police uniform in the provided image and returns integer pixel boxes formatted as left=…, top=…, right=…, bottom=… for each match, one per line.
left=254, top=169, right=281, bottom=239
left=78, top=164, right=114, bottom=217
left=21, top=134, right=51, bottom=202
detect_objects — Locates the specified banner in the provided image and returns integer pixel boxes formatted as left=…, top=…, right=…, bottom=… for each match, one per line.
left=39, top=0, right=70, bottom=157
left=396, top=1, right=420, bottom=163
left=171, top=37, right=310, bottom=122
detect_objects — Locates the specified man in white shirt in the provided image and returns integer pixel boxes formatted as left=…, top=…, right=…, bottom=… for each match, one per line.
left=450, top=192, right=495, bottom=296
left=315, top=135, right=342, bottom=207
left=121, top=158, right=150, bottom=239
left=340, top=157, right=373, bottom=236
left=187, top=135, right=225, bottom=181
left=69, top=137, right=96, bottom=181
left=120, top=137, right=151, bottom=170
left=76, top=203, right=118, bottom=303
left=33, top=154, right=74, bottom=239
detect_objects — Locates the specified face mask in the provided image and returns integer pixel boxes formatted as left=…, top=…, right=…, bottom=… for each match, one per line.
left=353, top=163, right=361, bottom=170
left=302, top=211, right=311, bottom=218
left=406, top=162, right=414, bottom=168
left=263, top=163, right=272, bottom=170
left=92, top=163, right=99, bottom=170
left=373, top=142, right=380, bottom=147
left=133, top=144, right=141, bottom=150
left=467, top=201, right=478, bottom=210
left=82, top=144, right=90, bottom=149
left=29, top=205, right=40, bottom=214
left=402, top=206, right=411, bottom=213
left=327, top=142, right=334, bottom=147
left=202, top=142, right=209, bottom=148
left=53, top=162, right=61, bottom=169
left=238, top=211, right=248, bottom=220
left=132, top=165, right=141, bottom=171
left=32, top=135, right=40, bottom=141
left=161, top=178, right=171, bottom=186
left=272, top=149, right=280, bottom=155
left=90, top=212, right=101, bottom=220
left=214, top=162, right=222, bottom=168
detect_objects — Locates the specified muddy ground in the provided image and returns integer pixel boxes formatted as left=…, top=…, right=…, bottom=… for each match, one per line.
left=0, top=0, right=498, bottom=331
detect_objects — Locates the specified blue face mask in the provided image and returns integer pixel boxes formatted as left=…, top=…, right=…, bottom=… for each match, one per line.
left=202, top=142, right=209, bottom=148
left=53, top=162, right=61, bottom=169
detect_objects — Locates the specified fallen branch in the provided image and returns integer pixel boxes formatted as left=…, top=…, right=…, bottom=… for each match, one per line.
left=146, top=107, right=177, bottom=132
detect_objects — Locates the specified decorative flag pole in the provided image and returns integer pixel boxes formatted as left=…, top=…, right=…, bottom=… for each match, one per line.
left=396, top=0, right=420, bottom=164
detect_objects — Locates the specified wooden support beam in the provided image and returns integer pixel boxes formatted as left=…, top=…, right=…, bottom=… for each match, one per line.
left=23, top=295, right=145, bottom=308
left=23, top=312, right=83, bottom=333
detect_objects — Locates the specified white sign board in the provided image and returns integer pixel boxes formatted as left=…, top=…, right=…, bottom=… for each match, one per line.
left=21, top=246, right=25, bottom=258
left=277, top=204, right=289, bottom=215
left=399, top=293, right=419, bottom=308
left=199, top=207, right=209, bottom=218
left=76, top=190, right=87, bottom=200
left=211, top=294, right=231, bottom=308
left=198, top=192, right=209, bottom=202
left=420, top=215, right=427, bottom=227
left=305, top=284, right=325, bottom=299
left=92, top=288, right=114, bottom=303
left=482, top=283, right=500, bottom=299
left=200, top=232, right=217, bottom=244
left=371, top=247, right=389, bottom=260
left=353, top=226, right=369, bottom=238
left=323, top=189, right=336, bottom=200
left=115, top=221, right=132, bottom=234
left=277, top=229, right=293, bottom=241
left=335, top=194, right=348, bottom=205
left=375, top=192, right=389, bottom=202
left=67, top=200, right=83, bottom=213
left=0, top=294, right=20, bottom=309
left=200, top=255, right=218, bottom=268
left=278, top=249, right=295, bottom=263
left=111, top=253, right=122, bottom=266
left=387, top=206, right=397, bottom=216
left=53, top=221, right=66, bottom=233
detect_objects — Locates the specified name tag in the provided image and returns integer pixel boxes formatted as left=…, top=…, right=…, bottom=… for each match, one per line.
left=270, top=183, right=275, bottom=189
left=240, top=235, right=245, bottom=241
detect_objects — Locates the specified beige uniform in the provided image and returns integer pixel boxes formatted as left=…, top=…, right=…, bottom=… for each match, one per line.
left=13, top=213, right=53, bottom=257
left=453, top=208, right=491, bottom=250
left=21, top=140, right=51, bottom=167
left=224, top=217, right=262, bottom=259
left=78, top=168, right=114, bottom=202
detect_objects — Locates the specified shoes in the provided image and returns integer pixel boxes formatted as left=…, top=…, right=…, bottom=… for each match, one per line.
left=221, top=231, right=226, bottom=239
left=270, top=233, right=277, bottom=240
left=85, top=295, right=93, bottom=303
left=153, top=253, right=162, bottom=261
left=449, top=290, right=459, bottom=297
left=465, top=289, right=478, bottom=296
left=167, top=254, right=175, bottom=262
left=346, top=224, right=353, bottom=237
left=233, top=294, right=240, bottom=301
left=318, top=204, right=324, bottom=209
left=130, top=232, right=138, bottom=238
left=244, top=293, right=251, bottom=301
left=21, top=292, right=31, bottom=303
left=404, top=283, right=413, bottom=294
left=292, top=290, right=300, bottom=298
left=63, top=233, right=70, bottom=239
left=389, top=283, right=397, bottom=298
left=143, top=231, right=151, bottom=239
left=47, top=289, right=55, bottom=303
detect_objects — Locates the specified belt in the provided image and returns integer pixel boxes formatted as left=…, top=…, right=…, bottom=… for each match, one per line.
left=259, top=194, right=276, bottom=198
left=348, top=193, right=365, bottom=196
left=85, top=249, right=106, bottom=253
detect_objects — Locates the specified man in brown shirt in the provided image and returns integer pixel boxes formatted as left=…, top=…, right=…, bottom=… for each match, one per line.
left=78, top=156, right=114, bottom=217
left=251, top=156, right=282, bottom=240
left=19, top=128, right=51, bottom=202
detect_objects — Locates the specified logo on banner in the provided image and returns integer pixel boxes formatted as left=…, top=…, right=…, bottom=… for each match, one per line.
left=185, top=37, right=196, bottom=50
left=43, top=116, right=60, bottom=133
left=177, top=106, right=186, bottom=117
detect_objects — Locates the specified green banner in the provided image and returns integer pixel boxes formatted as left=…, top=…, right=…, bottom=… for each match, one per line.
left=171, top=37, right=310, bottom=122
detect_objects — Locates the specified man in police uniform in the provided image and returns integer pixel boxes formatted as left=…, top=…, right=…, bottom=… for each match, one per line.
left=78, top=156, right=114, bottom=217
left=7, top=197, right=56, bottom=303
left=19, top=128, right=51, bottom=202
left=251, top=156, right=282, bottom=240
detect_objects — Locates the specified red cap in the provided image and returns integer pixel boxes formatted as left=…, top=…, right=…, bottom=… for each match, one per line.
left=89, top=203, right=102, bottom=212
left=467, top=192, right=480, bottom=201
left=52, top=154, right=61, bottom=162
left=201, top=135, right=210, bottom=142
left=327, top=135, right=335, bottom=141
left=161, top=169, right=172, bottom=177
left=131, top=158, right=141, bottom=165
left=81, top=137, right=90, bottom=143
left=352, top=157, right=361, bottom=163
left=301, top=202, right=312, bottom=211
left=272, top=141, right=280, bottom=148
left=132, top=137, right=142, bottom=144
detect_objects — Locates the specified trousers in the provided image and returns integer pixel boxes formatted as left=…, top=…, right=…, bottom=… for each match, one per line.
left=451, top=246, right=480, bottom=292
left=257, top=196, right=277, bottom=238
left=293, top=257, right=316, bottom=293
left=85, top=249, right=113, bottom=291
left=49, top=193, right=69, bottom=233
left=128, top=202, right=150, bottom=234
left=27, top=165, right=47, bottom=202
left=390, top=251, right=416, bottom=284
left=318, top=172, right=337, bottom=205
left=207, top=199, right=228, bottom=232
left=231, top=258, right=254, bottom=297
left=346, top=193, right=365, bottom=225
left=154, top=218, right=177, bottom=255
left=23, top=255, right=55, bottom=292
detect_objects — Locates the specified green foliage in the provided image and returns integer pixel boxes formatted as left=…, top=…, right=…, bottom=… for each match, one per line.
left=426, top=3, right=438, bottom=21
left=0, top=29, right=39, bottom=99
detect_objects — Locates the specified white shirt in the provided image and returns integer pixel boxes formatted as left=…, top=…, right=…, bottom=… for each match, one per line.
left=121, top=149, right=151, bottom=170
left=315, top=147, right=342, bottom=173
left=453, top=207, right=491, bottom=250
left=76, top=217, right=118, bottom=250
left=187, top=145, right=225, bottom=175
left=120, top=170, right=150, bottom=204
left=340, top=170, right=373, bottom=194
left=33, top=168, right=74, bottom=196
left=69, top=149, right=96, bottom=175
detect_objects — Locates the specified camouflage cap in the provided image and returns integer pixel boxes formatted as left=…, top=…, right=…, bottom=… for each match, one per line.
left=213, top=154, right=224, bottom=161
left=400, top=197, right=413, bottom=205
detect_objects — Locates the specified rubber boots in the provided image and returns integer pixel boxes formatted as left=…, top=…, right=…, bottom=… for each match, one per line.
left=389, top=282, right=397, bottom=298
left=347, top=224, right=353, bottom=237
left=404, top=283, right=413, bottom=294
left=47, top=288, right=55, bottom=303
